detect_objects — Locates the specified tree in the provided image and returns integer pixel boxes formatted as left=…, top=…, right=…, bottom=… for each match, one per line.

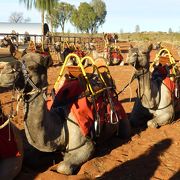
left=9, top=12, right=24, bottom=23
left=9, top=12, right=31, bottom=23
left=57, top=2, right=74, bottom=34
left=135, top=25, right=140, bottom=33
left=19, top=0, right=57, bottom=48
left=46, top=2, right=74, bottom=34
left=90, top=0, right=107, bottom=33
left=45, top=8, right=59, bottom=33
left=71, top=2, right=96, bottom=33
left=168, top=28, right=173, bottom=34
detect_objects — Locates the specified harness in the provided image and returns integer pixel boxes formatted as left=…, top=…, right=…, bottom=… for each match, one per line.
left=134, top=62, right=178, bottom=111
left=51, top=54, right=123, bottom=138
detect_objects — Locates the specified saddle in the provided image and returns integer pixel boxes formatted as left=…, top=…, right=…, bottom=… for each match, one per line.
left=47, top=55, right=127, bottom=137
left=151, top=48, right=180, bottom=97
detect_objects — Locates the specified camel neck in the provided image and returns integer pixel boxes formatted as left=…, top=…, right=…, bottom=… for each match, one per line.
left=137, top=69, right=156, bottom=109
left=24, top=93, right=64, bottom=152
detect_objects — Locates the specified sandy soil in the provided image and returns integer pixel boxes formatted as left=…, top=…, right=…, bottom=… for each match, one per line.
left=0, top=64, right=180, bottom=180
left=0, top=41, right=180, bottom=180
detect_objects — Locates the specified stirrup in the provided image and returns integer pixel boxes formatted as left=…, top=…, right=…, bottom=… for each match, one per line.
left=110, top=109, right=119, bottom=124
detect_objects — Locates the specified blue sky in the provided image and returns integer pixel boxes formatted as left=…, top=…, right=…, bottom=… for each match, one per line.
left=0, top=0, right=180, bottom=33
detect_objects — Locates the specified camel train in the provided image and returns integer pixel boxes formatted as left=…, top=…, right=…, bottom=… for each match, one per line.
left=0, top=34, right=124, bottom=66
left=0, top=36, right=179, bottom=178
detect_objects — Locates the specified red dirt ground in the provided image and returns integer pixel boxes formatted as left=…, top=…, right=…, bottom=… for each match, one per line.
left=0, top=65, right=179, bottom=180
left=0, top=42, right=180, bottom=180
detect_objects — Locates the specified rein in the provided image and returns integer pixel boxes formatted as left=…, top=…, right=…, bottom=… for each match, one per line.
left=19, top=60, right=47, bottom=102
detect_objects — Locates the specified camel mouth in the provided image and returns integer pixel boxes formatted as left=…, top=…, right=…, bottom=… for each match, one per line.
left=0, top=61, right=22, bottom=88
left=127, top=60, right=137, bottom=68
left=0, top=36, right=13, bottom=47
left=0, top=41, right=8, bottom=48
left=0, top=62, right=8, bottom=70
left=128, top=60, right=142, bottom=71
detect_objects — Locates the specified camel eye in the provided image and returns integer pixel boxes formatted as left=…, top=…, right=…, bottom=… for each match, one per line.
left=142, top=51, right=147, bottom=55
left=28, top=64, right=38, bottom=71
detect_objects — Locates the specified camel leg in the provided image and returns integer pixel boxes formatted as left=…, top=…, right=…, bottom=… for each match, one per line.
left=130, top=99, right=153, bottom=127
left=147, top=111, right=174, bottom=128
left=56, top=139, right=94, bottom=175
left=0, top=156, right=22, bottom=180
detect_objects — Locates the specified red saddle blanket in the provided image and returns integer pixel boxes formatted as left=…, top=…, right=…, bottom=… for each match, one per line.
left=111, top=51, right=123, bottom=61
left=47, top=79, right=127, bottom=136
left=163, top=77, right=175, bottom=93
left=0, top=121, right=20, bottom=158
left=152, top=65, right=175, bottom=93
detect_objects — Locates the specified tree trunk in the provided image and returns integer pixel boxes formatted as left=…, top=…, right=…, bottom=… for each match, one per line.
left=50, top=21, right=54, bottom=44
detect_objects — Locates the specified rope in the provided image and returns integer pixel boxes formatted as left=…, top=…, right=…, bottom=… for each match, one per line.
left=0, top=118, right=10, bottom=129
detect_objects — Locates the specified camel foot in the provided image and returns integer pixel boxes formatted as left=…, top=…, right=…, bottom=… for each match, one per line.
left=56, top=161, right=74, bottom=175
left=147, top=120, right=158, bottom=128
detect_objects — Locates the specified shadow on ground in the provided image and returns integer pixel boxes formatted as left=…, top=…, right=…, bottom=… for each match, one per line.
left=98, top=138, right=172, bottom=180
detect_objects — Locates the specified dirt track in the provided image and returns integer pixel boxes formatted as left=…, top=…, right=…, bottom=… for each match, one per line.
left=0, top=64, right=179, bottom=180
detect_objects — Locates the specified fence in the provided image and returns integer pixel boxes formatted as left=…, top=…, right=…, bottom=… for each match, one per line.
left=0, top=33, right=103, bottom=46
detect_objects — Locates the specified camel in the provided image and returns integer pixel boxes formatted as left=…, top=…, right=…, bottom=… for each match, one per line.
left=0, top=102, right=23, bottom=179
left=126, top=43, right=180, bottom=128
left=0, top=36, right=23, bottom=60
left=0, top=52, right=130, bottom=175
left=53, top=42, right=89, bottom=66
left=85, top=44, right=124, bottom=66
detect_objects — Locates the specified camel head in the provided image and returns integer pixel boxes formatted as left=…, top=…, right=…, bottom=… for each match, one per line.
left=0, top=53, right=52, bottom=91
left=126, top=43, right=153, bottom=70
left=0, top=36, right=11, bottom=48
left=54, top=42, right=62, bottom=52
left=0, top=36, right=17, bottom=55
left=0, top=61, right=21, bottom=88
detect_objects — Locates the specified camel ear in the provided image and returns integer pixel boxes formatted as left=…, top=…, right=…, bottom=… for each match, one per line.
left=147, top=43, right=153, bottom=52
left=41, top=55, right=53, bottom=67
left=129, top=44, right=133, bottom=50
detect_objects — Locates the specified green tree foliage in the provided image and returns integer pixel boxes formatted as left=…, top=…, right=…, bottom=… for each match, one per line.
left=71, top=1, right=106, bottom=33
left=71, top=2, right=96, bottom=33
left=57, top=2, right=75, bottom=33
left=45, top=8, right=59, bottom=33
left=90, top=0, right=107, bottom=33
left=46, top=2, right=74, bottom=34
left=20, top=0, right=57, bottom=13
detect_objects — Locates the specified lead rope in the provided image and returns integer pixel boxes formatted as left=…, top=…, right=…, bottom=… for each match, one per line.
left=8, top=84, right=17, bottom=141
left=116, top=62, right=136, bottom=102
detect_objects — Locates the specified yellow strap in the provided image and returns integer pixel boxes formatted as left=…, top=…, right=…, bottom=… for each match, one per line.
left=54, top=54, right=112, bottom=97
left=54, top=53, right=95, bottom=95
left=151, top=48, right=177, bottom=75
